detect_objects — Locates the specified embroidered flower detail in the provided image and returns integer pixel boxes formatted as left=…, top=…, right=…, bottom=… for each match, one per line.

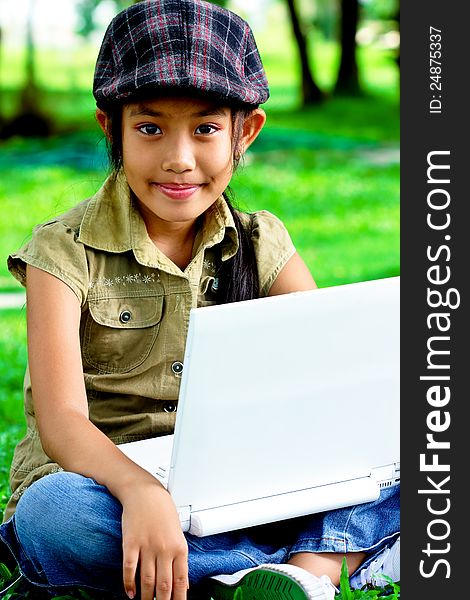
left=203, top=259, right=216, bottom=272
left=88, top=272, right=158, bottom=289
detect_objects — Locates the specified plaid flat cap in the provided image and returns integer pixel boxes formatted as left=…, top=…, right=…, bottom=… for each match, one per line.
left=93, top=0, right=269, bottom=107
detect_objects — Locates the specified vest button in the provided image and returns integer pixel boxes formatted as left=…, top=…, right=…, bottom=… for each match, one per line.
left=171, top=361, right=184, bottom=376
left=119, top=310, right=132, bottom=323
left=163, top=402, right=177, bottom=413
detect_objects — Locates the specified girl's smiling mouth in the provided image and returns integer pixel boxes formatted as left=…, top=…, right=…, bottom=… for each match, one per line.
left=154, top=183, right=202, bottom=200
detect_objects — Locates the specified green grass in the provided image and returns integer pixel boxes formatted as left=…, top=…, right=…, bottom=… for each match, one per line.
left=335, top=558, right=400, bottom=599
left=0, top=563, right=100, bottom=599
left=232, top=140, right=399, bottom=287
left=0, top=162, right=104, bottom=291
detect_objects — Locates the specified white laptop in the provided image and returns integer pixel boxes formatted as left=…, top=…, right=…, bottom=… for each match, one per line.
left=118, top=276, right=400, bottom=537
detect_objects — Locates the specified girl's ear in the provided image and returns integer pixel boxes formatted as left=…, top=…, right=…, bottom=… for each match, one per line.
left=96, top=108, right=111, bottom=138
left=238, top=108, right=266, bottom=155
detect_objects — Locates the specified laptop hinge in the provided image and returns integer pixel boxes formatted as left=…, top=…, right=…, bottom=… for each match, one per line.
left=371, top=462, right=400, bottom=490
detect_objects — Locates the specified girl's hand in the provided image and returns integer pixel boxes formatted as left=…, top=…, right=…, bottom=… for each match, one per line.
left=121, top=481, right=189, bottom=600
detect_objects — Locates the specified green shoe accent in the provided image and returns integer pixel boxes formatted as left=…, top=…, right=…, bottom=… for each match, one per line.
left=206, top=569, right=309, bottom=600
left=234, top=588, right=244, bottom=600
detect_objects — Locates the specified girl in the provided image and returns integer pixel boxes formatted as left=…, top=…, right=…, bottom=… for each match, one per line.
left=0, top=1, right=399, bottom=599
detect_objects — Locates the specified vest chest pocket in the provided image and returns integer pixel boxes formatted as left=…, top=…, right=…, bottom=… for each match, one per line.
left=83, top=295, right=164, bottom=373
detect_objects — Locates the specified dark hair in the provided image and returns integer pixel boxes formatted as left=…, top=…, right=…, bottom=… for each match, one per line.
left=101, top=100, right=259, bottom=304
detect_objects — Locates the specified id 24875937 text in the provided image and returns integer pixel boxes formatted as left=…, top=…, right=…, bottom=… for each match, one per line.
left=429, top=26, right=443, bottom=114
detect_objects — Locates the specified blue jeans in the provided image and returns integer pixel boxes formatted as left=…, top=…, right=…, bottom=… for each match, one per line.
left=0, top=472, right=400, bottom=598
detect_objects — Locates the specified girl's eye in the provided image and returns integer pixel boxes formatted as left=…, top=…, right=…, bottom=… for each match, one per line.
left=195, top=124, right=218, bottom=135
left=138, top=124, right=162, bottom=136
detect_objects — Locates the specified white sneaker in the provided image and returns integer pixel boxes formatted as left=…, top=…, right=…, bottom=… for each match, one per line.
left=349, top=536, right=400, bottom=589
left=206, top=563, right=337, bottom=599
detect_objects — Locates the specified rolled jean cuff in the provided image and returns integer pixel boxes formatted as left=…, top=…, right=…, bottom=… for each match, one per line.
left=287, top=485, right=400, bottom=576
left=0, top=516, right=50, bottom=589
left=288, top=531, right=400, bottom=557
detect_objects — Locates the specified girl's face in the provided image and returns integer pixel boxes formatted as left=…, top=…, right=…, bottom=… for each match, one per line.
left=121, top=96, right=235, bottom=228
left=97, top=95, right=266, bottom=232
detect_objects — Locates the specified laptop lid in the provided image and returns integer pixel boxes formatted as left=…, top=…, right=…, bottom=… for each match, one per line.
left=168, top=276, right=400, bottom=515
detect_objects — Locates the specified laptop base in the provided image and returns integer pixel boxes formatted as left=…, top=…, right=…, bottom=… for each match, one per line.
left=184, top=473, right=393, bottom=537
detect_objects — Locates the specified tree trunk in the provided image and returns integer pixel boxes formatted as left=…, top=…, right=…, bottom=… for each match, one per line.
left=20, top=0, right=39, bottom=112
left=285, top=0, right=323, bottom=105
left=334, top=0, right=361, bottom=96
left=1, top=0, right=50, bottom=138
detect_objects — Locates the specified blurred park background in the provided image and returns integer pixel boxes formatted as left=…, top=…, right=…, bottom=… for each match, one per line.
left=0, top=0, right=399, bottom=518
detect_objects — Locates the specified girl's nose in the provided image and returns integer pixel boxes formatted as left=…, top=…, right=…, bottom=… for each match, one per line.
left=161, top=140, right=196, bottom=173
